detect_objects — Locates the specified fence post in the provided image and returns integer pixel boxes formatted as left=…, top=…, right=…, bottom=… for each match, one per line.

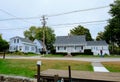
left=54, top=75, right=59, bottom=82
left=3, top=51, right=5, bottom=59
left=68, top=65, right=72, bottom=82
left=37, top=61, right=41, bottom=82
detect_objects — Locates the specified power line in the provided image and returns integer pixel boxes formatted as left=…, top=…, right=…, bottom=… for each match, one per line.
left=0, top=27, right=26, bottom=30
left=47, top=5, right=109, bottom=17
left=50, top=19, right=108, bottom=26
left=0, top=17, right=40, bottom=21
left=0, top=19, right=108, bottom=30
left=0, top=9, right=36, bottom=24
left=0, top=5, right=109, bottom=21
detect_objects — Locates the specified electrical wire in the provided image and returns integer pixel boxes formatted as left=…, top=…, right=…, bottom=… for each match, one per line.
left=0, top=19, right=108, bottom=30
left=47, top=6, right=109, bottom=17
left=0, top=5, right=109, bottom=21
left=49, top=20, right=108, bottom=26
left=0, top=9, right=37, bottom=25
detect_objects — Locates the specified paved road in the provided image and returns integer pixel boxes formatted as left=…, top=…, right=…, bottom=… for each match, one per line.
left=0, top=56, right=120, bottom=62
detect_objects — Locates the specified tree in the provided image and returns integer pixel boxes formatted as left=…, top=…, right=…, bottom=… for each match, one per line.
left=103, top=0, right=120, bottom=47
left=96, top=31, right=104, bottom=41
left=24, top=26, right=55, bottom=50
left=24, top=26, right=37, bottom=41
left=70, top=25, right=93, bottom=41
left=0, top=34, right=9, bottom=52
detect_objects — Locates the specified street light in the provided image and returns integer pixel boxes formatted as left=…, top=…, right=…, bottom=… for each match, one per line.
left=37, top=61, right=42, bottom=82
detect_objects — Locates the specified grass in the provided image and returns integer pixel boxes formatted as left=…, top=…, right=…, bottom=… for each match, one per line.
left=102, top=61, right=120, bottom=72
left=1, top=52, right=120, bottom=58
left=43, top=54, right=64, bottom=57
left=0, top=59, right=92, bottom=78
left=40, top=54, right=120, bottom=58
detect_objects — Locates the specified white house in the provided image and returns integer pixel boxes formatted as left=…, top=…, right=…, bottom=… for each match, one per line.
left=9, top=36, right=44, bottom=54
left=85, top=41, right=110, bottom=55
left=54, top=35, right=110, bottom=55
left=33, top=39, right=46, bottom=54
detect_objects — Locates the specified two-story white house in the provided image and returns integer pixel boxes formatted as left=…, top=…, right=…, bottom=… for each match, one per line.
left=54, top=35, right=110, bottom=55
left=9, top=36, right=44, bottom=54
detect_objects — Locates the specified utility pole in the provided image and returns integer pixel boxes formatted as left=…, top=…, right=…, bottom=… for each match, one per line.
left=41, top=15, right=47, bottom=54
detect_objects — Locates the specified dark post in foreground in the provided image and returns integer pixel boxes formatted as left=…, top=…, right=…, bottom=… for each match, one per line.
left=3, top=51, right=5, bottom=59
left=68, top=65, right=72, bottom=82
left=37, top=61, right=41, bottom=82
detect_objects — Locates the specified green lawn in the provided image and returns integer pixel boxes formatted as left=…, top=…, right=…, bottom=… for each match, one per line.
left=44, top=54, right=120, bottom=58
left=102, top=61, right=120, bottom=72
left=0, top=59, right=92, bottom=78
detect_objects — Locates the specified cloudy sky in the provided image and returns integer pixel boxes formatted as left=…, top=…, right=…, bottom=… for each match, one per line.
left=0, top=0, right=114, bottom=41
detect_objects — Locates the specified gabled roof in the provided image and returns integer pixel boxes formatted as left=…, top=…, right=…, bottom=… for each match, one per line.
left=34, top=39, right=43, bottom=46
left=54, top=35, right=86, bottom=45
left=87, top=41, right=108, bottom=46
left=37, top=40, right=43, bottom=45
left=10, top=36, right=33, bottom=44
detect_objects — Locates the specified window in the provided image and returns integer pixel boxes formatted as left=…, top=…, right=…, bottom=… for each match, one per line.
left=14, top=39, right=16, bottom=43
left=17, top=39, right=19, bottom=43
left=14, top=46, right=16, bottom=50
left=19, top=46, right=22, bottom=51
left=16, top=46, right=18, bottom=50
left=102, top=46, right=103, bottom=50
left=64, top=47, right=66, bottom=50
left=81, top=46, right=83, bottom=50
left=96, top=47, right=98, bottom=50
left=31, top=47, right=34, bottom=51
left=57, top=47, right=60, bottom=50
left=75, top=46, right=80, bottom=50
left=91, top=47, right=93, bottom=50
left=25, top=46, right=29, bottom=50
left=9, top=46, right=12, bottom=50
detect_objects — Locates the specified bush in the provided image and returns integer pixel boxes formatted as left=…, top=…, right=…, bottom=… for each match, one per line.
left=12, top=51, right=24, bottom=55
left=84, top=49, right=93, bottom=55
left=109, top=45, right=120, bottom=55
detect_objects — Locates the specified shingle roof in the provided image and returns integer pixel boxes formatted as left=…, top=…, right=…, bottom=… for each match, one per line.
left=11, top=36, right=33, bottom=44
left=34, top=39, right=44, bottom=46
left=54, top=35, right=86, bottom=45
left=87, top=41, right=108, bottom=46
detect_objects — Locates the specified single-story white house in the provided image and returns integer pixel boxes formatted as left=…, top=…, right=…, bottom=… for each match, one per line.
left=54, top=35, right=110, bottom=55
left=9, top=36, right=45, bottom=54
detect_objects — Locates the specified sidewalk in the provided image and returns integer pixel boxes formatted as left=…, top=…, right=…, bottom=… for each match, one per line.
left=41, top=69, right=120, bottom=82
left=92, top=62, right=109, bottom=72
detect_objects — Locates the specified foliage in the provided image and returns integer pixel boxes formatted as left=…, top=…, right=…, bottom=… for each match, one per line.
left=84, top=49, right=93, bottom=55
left=24, top=26, right=36, bottom=41
left=109, top=44, right=120, bottom=55
left=96, top=31, right=105, bottom=41
left=0, top=34, right=9, bottom=52
left=36, top=27, right=55, bottom=50
left=70, top=25, right=93, bottom=41
left=102, top=0, right=120, bottom=47
left=12, top=51, right=25, bottom=55
left=24, top=26, right=55, bottom=50
left=95, top=0, right=120, bottom=54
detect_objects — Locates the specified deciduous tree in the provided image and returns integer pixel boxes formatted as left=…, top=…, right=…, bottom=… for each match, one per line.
left=70, top=25, right=93, bottom=41
left=24, top=26, right=55, bottom=50
left=103, top=0, right=120, bottom=47
left=0, top=34, right=9, bottom=52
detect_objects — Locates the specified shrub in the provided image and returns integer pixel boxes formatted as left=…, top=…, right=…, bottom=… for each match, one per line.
left=84, top=49, right=93, bottom=55
left=12, top=51, right=24, bottom=55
